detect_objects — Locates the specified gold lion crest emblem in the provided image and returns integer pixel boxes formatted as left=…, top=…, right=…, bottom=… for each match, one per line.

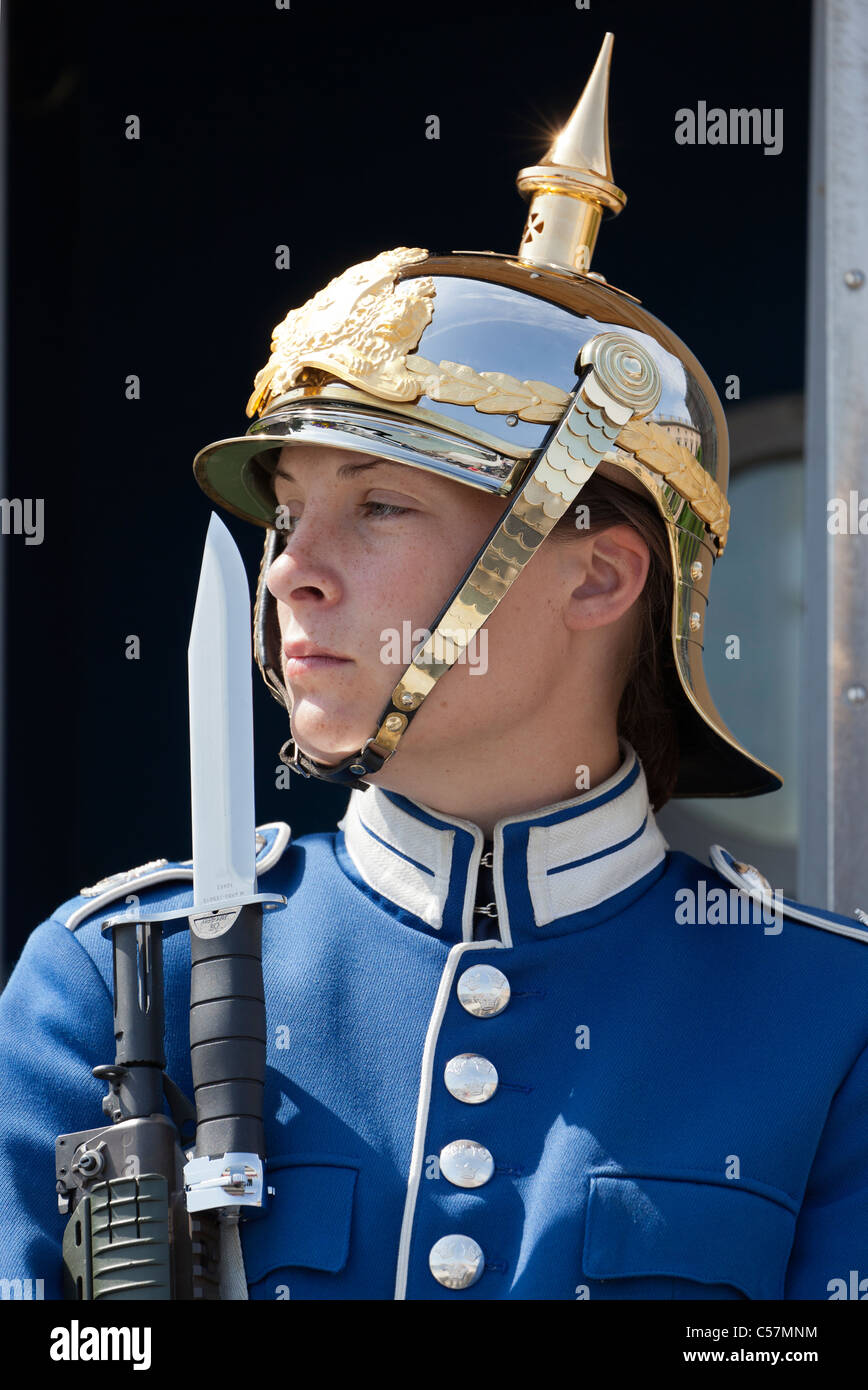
left=246, top=246, right=436, bottom=417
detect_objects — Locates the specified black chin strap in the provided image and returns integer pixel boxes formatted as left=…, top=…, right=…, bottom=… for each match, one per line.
left=277, top=332, right=662, bottom=790
left=278, top=734, right=391, bottom=789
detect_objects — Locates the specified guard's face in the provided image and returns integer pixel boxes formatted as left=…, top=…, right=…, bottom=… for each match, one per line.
left=264, top=444, right=643, bottom=788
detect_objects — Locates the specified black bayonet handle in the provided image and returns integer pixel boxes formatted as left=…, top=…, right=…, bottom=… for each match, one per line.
left=189, top=901, right=266, bottom=1160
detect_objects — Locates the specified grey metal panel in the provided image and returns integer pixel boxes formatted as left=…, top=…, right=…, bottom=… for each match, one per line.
left=800, top=0, right=868, bottom=913
left=0, top=9, right=7, bottom=986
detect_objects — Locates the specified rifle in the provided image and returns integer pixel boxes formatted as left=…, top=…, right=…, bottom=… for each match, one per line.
left=55, top=914, right=217, bottom=1299
left=55, top=515, right=284, bottom=1299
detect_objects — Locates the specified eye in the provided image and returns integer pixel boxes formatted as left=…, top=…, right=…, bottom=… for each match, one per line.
left=273, top=508, right=301, bottom=540
left=272, top=499, right=409, bottom=543
left=362, top=501, right=409, bottom=519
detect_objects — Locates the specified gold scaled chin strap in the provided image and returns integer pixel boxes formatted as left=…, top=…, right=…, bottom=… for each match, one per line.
left=279, top=331, right=662, bottom=788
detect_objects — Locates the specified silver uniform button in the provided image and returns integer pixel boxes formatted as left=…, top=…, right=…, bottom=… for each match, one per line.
left=440, top=1138, right=495, bottom=1188
left=456, top=963, right=511, bottom=1017
left=429, top=1234, right=485, bottom=1290
left=444, top=1053, right=499, bottom=1104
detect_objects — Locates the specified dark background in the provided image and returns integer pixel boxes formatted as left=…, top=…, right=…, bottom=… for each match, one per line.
left=3, top=0, right=811, bottom=974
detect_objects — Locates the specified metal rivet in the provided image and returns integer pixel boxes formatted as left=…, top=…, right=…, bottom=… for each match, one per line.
left=530, top=272, right=540, bottom=279
left=400, top=692, right=416, bottom=707
left=844, top=269, right=865, bottom=289
left=689, top=611, right=702, bottom=632
left=384, top=714, right=404, bottom=732
left=505, top=414, right=518, bottom=426
left=690, top=560, right=703, bottom=581
left=845, top=684, right=867, bottom=704
left=349, top=763, right=367, bottom=775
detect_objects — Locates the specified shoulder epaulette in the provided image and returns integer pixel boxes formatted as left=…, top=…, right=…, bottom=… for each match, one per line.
left=710, top=843, right=868, bottom=944
left=54, top=822, right=292, bottom=932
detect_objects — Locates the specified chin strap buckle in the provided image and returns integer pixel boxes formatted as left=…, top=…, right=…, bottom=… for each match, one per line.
left=278, top=739, right=311, bottom=778
left=278, top=736, right=392, bottom=789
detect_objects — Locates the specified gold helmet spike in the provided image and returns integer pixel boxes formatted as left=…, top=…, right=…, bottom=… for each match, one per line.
left=516, top=32, right=626, bottom=277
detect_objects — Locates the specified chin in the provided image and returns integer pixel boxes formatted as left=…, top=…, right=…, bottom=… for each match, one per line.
left=290, top=718, right=371, bottom=767
left=288, top=684, right=391, bottom=759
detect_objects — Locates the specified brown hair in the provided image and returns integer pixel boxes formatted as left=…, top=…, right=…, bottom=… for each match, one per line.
left=549, top=471, right=680, bottom=811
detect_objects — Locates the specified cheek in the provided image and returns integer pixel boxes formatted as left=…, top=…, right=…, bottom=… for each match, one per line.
left=361, top=529, right=485, bottom=645
left=424, top=576, right=567, bottom=721
left=482, top=597, right=564, bottom=700
left=487, top=560, right=567, bottom=657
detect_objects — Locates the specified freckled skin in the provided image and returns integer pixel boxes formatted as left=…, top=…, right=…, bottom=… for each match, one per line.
left=266, top=445, right=649, bottom=834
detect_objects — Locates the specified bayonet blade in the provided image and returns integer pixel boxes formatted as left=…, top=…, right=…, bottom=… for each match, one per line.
left=188, top=513, right=257, bottom=911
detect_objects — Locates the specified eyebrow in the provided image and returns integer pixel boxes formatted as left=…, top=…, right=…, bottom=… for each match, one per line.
left=273, top=457, right=400, bottom=484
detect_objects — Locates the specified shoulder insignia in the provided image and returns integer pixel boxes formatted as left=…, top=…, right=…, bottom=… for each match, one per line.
left=80, top=858, right=171, bottom=897
left=710, top=844, right=868, bottom=944
left=62, top=822, right=292, bottom=932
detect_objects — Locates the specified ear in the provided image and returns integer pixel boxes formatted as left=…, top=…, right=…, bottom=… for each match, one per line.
left=563, top=525, right=650, bottom=631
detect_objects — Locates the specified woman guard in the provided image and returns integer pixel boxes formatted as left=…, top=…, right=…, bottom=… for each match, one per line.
left=1, top=34, right=867, bottom=1302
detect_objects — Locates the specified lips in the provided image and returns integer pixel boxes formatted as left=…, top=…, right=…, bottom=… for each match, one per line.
left=282, top=640, right=352, bottom=674
left=282, top=641, right=350, bottom=662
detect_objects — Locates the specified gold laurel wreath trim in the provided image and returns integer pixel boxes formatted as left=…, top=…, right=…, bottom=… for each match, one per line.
left=404, top=355, right=729, bottom=549
left=405, top=354, right=568, bottom=422
left=614, top=420, right=730, bottom=551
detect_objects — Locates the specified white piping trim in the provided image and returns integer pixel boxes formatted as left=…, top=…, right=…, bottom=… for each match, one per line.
left=64, top=822, right=292, bottom=932
left=255, top=821, right=292, bottom=872
left=492, top=822, right=513, bottom=948
left=710, top=845, right=868, bottom=945
left=65, top=869, right=195, bottom=932
left=461, top=834, right=485, bottom=942
left=393, top=938, right=505, bottom=1301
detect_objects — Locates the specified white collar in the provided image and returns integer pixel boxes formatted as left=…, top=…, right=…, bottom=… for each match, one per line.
left=336, top=742, right=669, bottom=945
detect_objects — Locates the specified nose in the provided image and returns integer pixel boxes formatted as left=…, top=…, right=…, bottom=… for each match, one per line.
left=265, top=513, right=343, bottom=607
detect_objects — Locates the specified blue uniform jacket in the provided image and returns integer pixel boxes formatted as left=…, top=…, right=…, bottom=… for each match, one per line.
left=1, top=746, right=867, bottom=1300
